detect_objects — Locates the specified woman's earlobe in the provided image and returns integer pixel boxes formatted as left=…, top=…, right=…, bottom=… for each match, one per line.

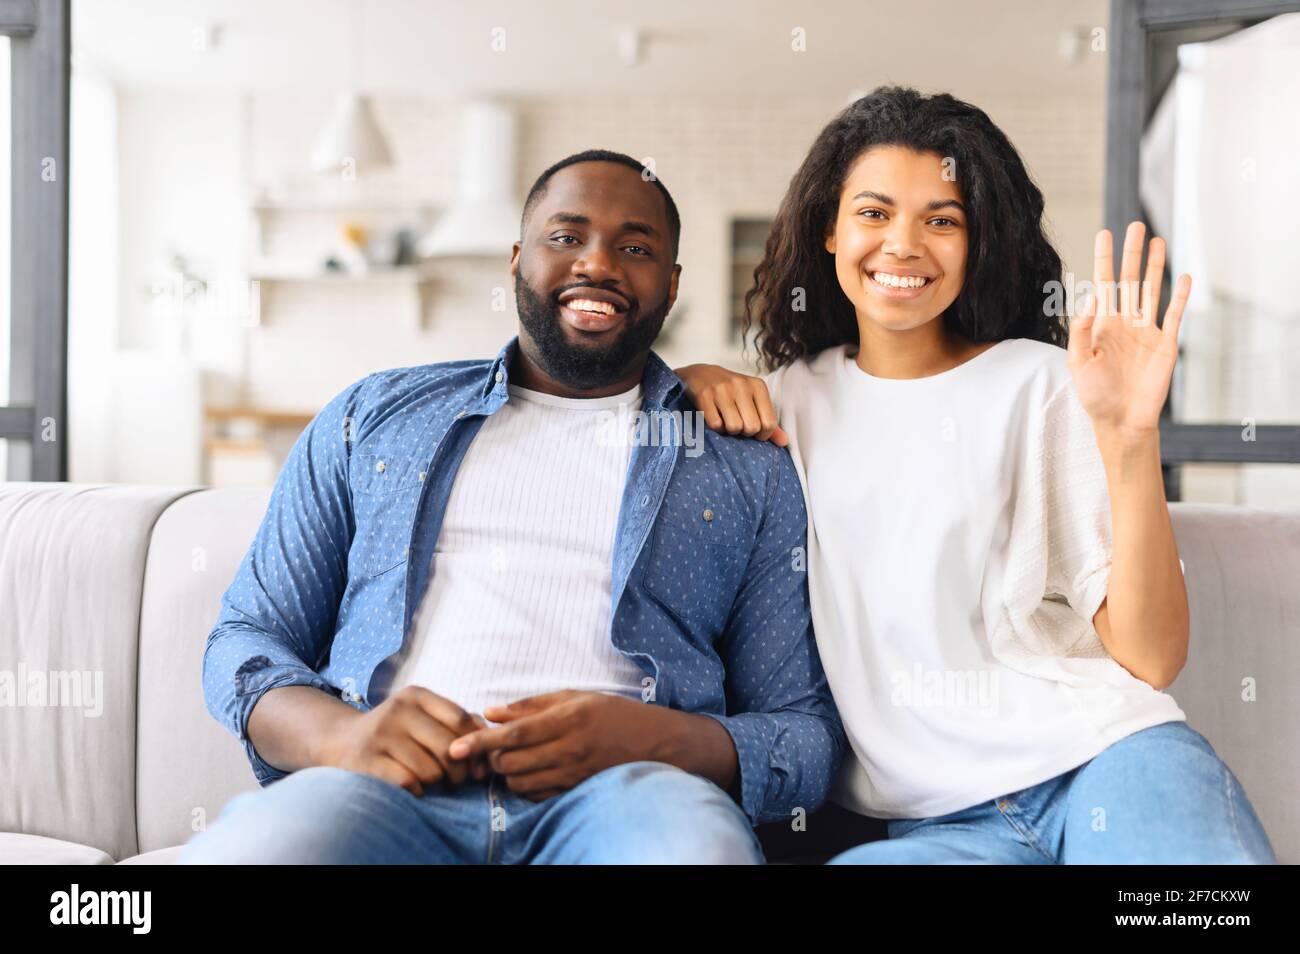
left=824, top=233, right=836, bottom=254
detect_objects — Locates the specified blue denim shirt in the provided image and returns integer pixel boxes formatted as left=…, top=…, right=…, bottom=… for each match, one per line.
left=202, top=337, right=845, bottom=825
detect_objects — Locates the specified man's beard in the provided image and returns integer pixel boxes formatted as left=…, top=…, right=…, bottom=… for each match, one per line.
left=514, top=271, right=670, bottom=391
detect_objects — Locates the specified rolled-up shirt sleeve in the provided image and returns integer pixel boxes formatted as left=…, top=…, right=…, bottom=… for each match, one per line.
left=201, top=373, right=372, bottom=784
left=702, top=445, right=847, bottom=825
left=1040, top=379, right=1114, bottom=628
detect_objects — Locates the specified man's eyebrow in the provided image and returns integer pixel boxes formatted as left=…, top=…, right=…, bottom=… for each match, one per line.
left=545, top=212, right=590, bottom=227
left=850, top=191, right=966, bottom=213
left=621, top=220, right=661, bottom=239
left=544, top=211, right=662, bottom=238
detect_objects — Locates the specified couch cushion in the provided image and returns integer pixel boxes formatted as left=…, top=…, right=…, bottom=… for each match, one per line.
left=1168, top=503, right=1300, bottom=863
left=0, top=483, right=200, bottom=863
left=0, top=831, right=115, bottom=864
left=134, top=487, right=270, bottom=855
left=115, top=844, right=186, bottom=864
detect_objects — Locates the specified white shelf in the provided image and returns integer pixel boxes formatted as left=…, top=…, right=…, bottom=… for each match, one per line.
left=247, top=261, right=438, bottom=328
left=251, top=200, right=436, bottom=215
left=247, top=195, right=440, bottom=329
left=249, top=262, right=436, bottom=283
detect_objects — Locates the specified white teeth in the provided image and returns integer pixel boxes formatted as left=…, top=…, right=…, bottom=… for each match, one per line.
left=871, top=272, right=930, bottom=289
left=565, top=298, right=618, bottom=315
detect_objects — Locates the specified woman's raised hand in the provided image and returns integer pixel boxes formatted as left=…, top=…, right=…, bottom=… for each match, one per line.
left=674, top=364, right=789, bottom=446
left=1067, top=221, right=1192, bottom=437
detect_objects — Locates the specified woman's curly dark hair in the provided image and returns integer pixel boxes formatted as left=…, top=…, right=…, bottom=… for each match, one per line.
left=744, top=86, right=1068, bottom=371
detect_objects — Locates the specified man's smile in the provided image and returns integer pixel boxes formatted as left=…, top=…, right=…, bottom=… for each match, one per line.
left=557, top=286, right=631, bottom=334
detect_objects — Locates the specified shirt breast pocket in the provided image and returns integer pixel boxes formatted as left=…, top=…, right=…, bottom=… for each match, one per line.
left=350, top=452, right=427, bottom=578
left=642, top=490, right=752, bottom=638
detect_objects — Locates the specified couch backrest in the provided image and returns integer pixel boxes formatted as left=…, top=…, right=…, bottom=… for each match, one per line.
left=1, top=484, right=1296, bottom=862
left=0, top=483, right=201, bottom=860
left=134, top=486, right=271, bottom=855
left=1166, top=504, right=1299, bottom=862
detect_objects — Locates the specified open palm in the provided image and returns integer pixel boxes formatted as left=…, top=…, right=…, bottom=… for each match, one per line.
left=1068, top=222, right=1193, bottom=434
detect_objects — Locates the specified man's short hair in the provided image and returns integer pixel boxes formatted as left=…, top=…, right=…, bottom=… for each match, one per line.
left=520, top=149, right=681, bottom=258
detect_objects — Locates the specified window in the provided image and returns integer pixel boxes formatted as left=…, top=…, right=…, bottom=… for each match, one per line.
left=1, top=34, right=13, bottom=478
left=0, top=0, right=70, bottom=481
left=1107, top=0, right=1300, bottom=507
left=730, top=218, right=773, bottom=346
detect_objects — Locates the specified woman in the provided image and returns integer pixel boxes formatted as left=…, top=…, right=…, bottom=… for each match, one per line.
left=677, top=86, right=1275, bottom=863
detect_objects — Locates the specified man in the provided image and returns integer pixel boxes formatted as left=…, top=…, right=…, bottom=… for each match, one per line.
left=182, top=149, right=844, bottom=864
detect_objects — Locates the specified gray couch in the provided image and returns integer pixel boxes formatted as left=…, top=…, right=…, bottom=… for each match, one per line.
left=0, top=481, right=1295, bottom=863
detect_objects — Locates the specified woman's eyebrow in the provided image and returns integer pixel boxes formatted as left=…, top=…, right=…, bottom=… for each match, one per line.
left=850, top=191, right=965, bottom=213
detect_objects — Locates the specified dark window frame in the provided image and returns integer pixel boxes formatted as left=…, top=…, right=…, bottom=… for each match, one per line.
left=0, top=0, right=69, bottom=481
left=1106, top=0, right=1300, bottom=498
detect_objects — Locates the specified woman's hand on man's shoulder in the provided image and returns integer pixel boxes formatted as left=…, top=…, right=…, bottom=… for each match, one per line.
left=674, top=364, right=788, bottom=446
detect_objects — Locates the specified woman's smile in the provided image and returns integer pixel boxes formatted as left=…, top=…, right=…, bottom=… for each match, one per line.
left=865, top=268, right=937, bottom=300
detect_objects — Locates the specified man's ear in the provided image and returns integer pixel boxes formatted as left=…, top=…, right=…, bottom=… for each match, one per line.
left=509, top=242, right=521, bottom=282
left=667, top=264, right=682, bottom=311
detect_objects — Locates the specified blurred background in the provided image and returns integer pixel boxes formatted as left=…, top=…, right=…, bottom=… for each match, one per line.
left=1, top=0, right=1297, bottom=503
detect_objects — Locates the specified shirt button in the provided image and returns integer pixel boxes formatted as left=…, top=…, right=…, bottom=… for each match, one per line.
left=350, top=691, right=362, bottom=702
left=997, top=800, right=1010, bottom=811
left=418, top=471, right=426, bottom=481
left=375, top=460, right=385, bottom=473
left=456, top=409, right=467, bottom=419
left=495, top=371, right=504, bottom=383
left=702, top=508, right=714, bottom=522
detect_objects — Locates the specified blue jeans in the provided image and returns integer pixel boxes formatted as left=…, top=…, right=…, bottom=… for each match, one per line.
left=829, top=721, right=1276, bottom=864
left=178, top=760, right=764, bottom=864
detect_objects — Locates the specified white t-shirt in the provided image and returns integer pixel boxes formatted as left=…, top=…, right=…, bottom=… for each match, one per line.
left=386, top=382, right=649, bottom=718
left=767, top=339, right=1186, bottom=820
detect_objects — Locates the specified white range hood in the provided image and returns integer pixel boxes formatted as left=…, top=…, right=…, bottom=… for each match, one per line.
left=419, top=101, right=522, bottom=258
